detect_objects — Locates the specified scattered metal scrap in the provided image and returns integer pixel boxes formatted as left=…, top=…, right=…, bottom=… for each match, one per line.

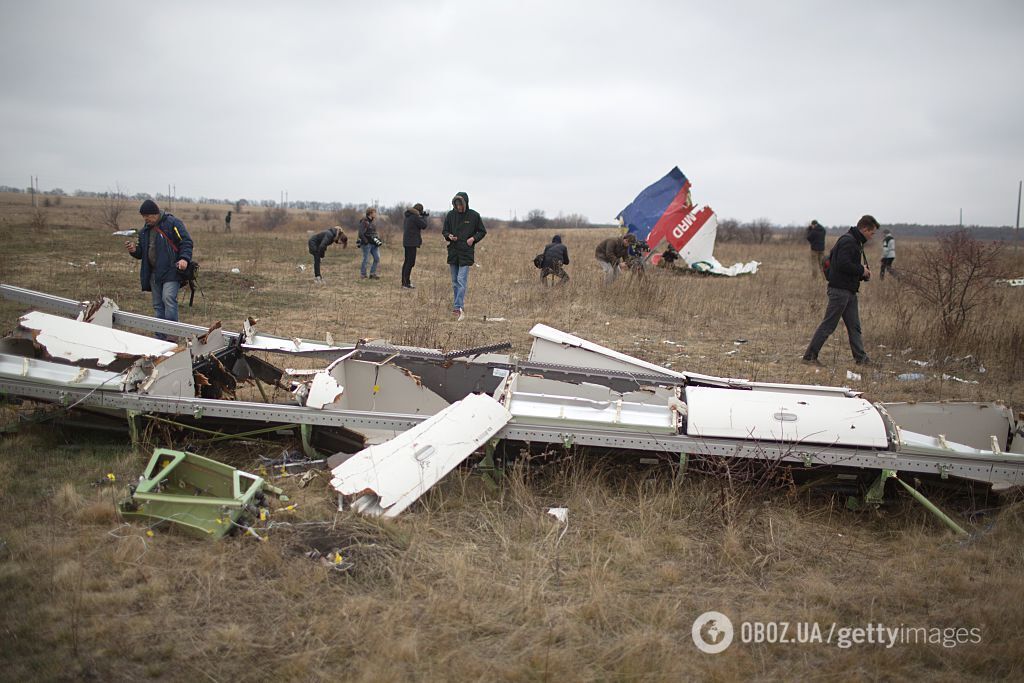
left=3, top=283, right=1023, bottom=535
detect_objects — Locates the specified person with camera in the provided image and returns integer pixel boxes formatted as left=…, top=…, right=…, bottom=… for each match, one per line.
left=442, top=192, right=486, bottom=321
left=806, top=219, right=826, bottom=278
left=401, top=203, right=428, bottom=289
left=802, top=215, right=880, bottom=366
left=307, top=226, right=348, bottom=283
left=357, top=207, right=381, bottom=279
left=125, top=199, right=193, bottom=329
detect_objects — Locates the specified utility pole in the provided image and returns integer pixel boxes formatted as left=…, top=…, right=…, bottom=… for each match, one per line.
left=30, top=175, right=36, bottom=207
left=959, top=208, right=962, bottom=228
left=1016, top=180, right=1021, bottom=252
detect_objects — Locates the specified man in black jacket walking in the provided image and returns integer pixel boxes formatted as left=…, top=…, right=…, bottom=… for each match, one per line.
left=401, top=203, right=428, bottom=289
left=802, top=215, right=879, bottom=366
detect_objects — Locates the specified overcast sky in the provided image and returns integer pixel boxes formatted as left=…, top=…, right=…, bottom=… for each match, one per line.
left=1, top=1, right=1021, bottom=227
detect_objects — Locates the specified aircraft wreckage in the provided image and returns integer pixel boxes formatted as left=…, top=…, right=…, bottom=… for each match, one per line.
left=2, top=283, right=1022, bottom=535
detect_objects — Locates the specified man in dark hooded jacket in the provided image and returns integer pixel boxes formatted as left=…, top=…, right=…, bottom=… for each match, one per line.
left=806, top=219, right=826, bottom=278
left=401, top=203, right=428, bottom=289
left=802, top=215, right=879, bottom=366
left=125, top=199, right=193, bottom=326
left=540, top=234, right=570, bottom=284
left=442, top=192, right=486, bottom=320
left=307, top=226, right=347, bottom=283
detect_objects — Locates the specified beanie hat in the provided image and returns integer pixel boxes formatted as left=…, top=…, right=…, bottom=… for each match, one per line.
left=413, top=203, right=424, bottom=213
left=139, top=199, right=160, bottom=215
left=552, top=234, right=562, bottom=243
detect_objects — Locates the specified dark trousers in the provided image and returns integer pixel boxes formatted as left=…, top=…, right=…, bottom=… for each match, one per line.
left=804, top=286, right=868, bottom=362
left=880, top=258, right=895, bottom=279
left=541, top=261, right=569, bottom=284
left=402, top=246, right=418, bottom=286
left=311, top=252, right=323, bottom=277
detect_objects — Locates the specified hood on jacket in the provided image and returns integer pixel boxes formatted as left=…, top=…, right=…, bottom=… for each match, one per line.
left=452, top=191, right=470, bottom=210
left=551, top=234, right=562, bottom=244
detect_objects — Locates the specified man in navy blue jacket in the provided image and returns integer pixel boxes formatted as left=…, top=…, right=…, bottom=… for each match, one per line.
left=802, top=215, right=879, bottom=366
left=125, top=199, right=193, bottom=325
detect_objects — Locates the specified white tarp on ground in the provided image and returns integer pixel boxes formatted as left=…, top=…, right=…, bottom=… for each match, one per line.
left=329, top=393, right=512, bottom=517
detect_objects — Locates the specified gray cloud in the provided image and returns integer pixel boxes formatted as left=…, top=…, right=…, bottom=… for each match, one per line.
left=1, top=0, right=1021, bottom=226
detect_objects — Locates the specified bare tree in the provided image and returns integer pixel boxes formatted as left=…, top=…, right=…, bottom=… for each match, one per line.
left=900, top=229, right=1006, bottom=341
left=96, top=185, right=130, bottom=230
left=746, top=218, right=774, bottom=244
left=717, top=218, right=741, bottom=242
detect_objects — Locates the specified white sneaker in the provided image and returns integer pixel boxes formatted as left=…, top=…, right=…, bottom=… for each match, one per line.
left=314, top=276, right=324, bottom=284
left=456, top=309, right=465, bottom=322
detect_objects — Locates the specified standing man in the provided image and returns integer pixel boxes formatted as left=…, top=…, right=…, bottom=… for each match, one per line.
left=442, top=192, right=486, bottom=321
left=307, top=226, right=347, bottom=283
left=594, top=233, right=635, bottom=284
left=357, top=208, right=381, bottom=279
left=125, top=199, right=193, bottom=326
left=540, top=234, right=570, bottom=285
left=880, top=229, right=896, bottom=280
left=802, top=215, right=880, bottom=366
left=806, top=219, right=826, bottom=278
left=401, top=203, right=428, bottom=289
left=224, top=210, right=232, bottom=233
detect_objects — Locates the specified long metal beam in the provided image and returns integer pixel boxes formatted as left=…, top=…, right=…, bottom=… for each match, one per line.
left=3, top=375, right=1022, bottom=487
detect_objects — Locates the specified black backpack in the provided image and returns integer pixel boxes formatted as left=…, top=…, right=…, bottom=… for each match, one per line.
left=533, top=253, right=544, bottom=269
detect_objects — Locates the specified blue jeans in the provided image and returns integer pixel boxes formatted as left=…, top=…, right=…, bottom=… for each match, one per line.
left=450, top=264, right=470, bottom=310
left=150, top=275, right=181, bottom=323
left=360, top=244, right=379, bottom=277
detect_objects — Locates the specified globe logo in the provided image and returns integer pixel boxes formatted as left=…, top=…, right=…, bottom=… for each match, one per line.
left=692, top=611, right=734, bottom=654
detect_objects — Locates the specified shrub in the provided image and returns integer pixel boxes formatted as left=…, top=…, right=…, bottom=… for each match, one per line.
left=899, top=229, right=1006, bottom=342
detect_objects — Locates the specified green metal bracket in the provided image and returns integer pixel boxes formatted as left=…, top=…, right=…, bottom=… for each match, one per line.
left=801, top=452, right=814, bottom=467
left=846, top=468, right=895, bottom=510
left=300, top=423, right=319, bottom=460
left=127, top=410, right=144, bottom=453
left=119, top=448, right=275, bottom=539
left=676, top=452, right=688, bottom=482
left=892, top=476, right=969, bottom=536
left=476, top=438, right=502, bottom=490
left=845, top=468, right=969, bottom=536
left=936, top=464, right=950, bottom=480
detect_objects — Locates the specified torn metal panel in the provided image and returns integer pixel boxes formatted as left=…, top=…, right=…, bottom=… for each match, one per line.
left=241, top=316, right=354, bottom=357
left=528, top=324, right=855, bottom=397
left=0, top=352, right=124, bottom=389
left=684, top=385, right=889, bottom=448
left=130, top=349, right=196, bottom=398
left=76, top=297, right=118, bottom=327
left=881, top=401, right=1016, bottom=452
left=186, top=323, right=228, bottom=358
left=498, top=374, right=680, bottom=433
left=323, top=358, right=449, bottom=414
left=529, top=323, right=686, bottom=379
left=305, top=371, right=345, bottom=409
left=330, top=393, right=511, bottom=517
left=19, top=311, right=178, bottom=367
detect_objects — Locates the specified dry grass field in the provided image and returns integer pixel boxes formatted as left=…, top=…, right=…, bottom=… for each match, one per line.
left=1, top=192, right=1023, bottom=681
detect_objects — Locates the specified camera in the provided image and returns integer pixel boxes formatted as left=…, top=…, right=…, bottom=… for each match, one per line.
left=371, top=236, right=384, bottom=247
left=421, top=210, right=429, bottom=218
